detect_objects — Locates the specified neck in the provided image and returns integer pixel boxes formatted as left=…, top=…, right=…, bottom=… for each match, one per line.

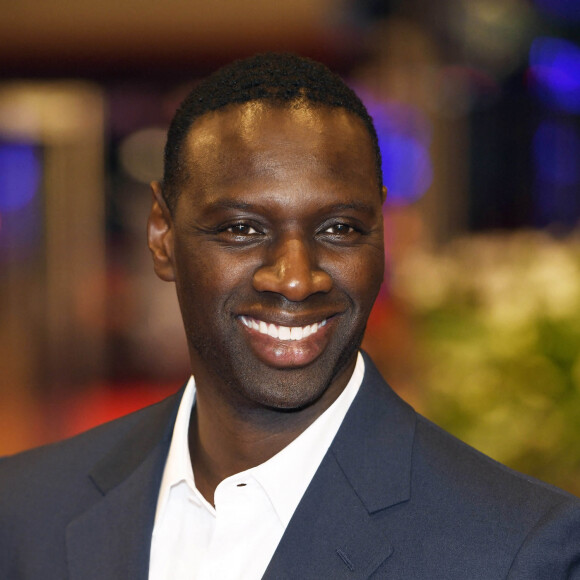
left=187, top=357, right=356, bottom=504
left=188, top=392, right=326, bottom=505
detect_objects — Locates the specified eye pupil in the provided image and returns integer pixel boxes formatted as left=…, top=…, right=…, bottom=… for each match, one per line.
left=226, top=223, right=257, bottom=236
left=329, top=224, right=351, bottom=234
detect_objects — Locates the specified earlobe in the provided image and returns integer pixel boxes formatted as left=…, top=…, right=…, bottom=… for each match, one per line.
left=147, top=181, right=176, bottom=282
left=381, top=185, right=388, bottom=204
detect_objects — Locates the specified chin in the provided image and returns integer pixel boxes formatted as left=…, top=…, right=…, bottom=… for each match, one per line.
left=230, top=343, right=359, bottom=412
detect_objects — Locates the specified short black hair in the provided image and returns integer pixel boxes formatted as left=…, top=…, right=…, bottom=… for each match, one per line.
left=162, top=52, right=382, bottom=211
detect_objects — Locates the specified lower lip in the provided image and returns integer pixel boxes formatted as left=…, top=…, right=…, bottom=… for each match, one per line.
left=238, top=317, right=335, bottom=368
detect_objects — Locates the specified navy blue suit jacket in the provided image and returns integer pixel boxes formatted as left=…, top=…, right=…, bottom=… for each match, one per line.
left=2, top=353, right=580, bottom=579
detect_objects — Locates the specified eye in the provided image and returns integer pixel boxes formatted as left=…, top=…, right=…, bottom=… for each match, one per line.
left=323, top=223, right=356, bottom=235
left=216, top=222, right=264, bottom=243
left=225, top=223, right=259, bottom=235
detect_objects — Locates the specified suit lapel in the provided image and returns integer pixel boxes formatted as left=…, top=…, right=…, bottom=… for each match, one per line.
left=66, top=390, right=183, bottom=580
left=264, top=353, right=416, bottom=578
left=263, top=451, right=394, bottom=579
left=64, top=354, right=414, bottom=578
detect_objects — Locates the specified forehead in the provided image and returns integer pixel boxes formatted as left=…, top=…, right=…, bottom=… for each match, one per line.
left=181, top=102, right=378, bottom=198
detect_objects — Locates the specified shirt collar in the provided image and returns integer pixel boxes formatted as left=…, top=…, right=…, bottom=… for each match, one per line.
left=155, top=352, right=365, bottom=526
left=154, top=373, right=196, bottom=524
left=250, top=352, right=365, bottom=525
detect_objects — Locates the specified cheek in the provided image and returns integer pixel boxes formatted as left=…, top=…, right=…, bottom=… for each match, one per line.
left=174, top=246, right=258, bottom=305
left=325, top=249, right=384, bottom=307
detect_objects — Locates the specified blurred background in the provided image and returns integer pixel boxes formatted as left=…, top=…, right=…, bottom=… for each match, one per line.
left=1, top=0, right=580, bottom=494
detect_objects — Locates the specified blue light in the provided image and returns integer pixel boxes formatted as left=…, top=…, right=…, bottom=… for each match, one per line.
left=0, top=144, right=41, bottom=212
left=378, top=133, right=432, bottom=205
left=364, top=100, right=433, bottom=205
left=529, top=37, right=580, bottom=113
left=533, top=121, right=580, bottom=185
left=533, top=0, right=580, bottom=22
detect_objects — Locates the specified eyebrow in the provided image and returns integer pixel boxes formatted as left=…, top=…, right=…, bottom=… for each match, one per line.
left=324, top=201, right=377, bottom=215
left=204, top=200, right=254, bottom=212
left=203, top=199, right=377, bottom=215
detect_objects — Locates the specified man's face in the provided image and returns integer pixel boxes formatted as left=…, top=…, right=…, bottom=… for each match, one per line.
left=149, top=102, right=385, bottom=414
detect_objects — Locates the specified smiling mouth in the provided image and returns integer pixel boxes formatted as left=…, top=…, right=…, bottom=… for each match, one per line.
left=239, top=315, right=328, bottom=341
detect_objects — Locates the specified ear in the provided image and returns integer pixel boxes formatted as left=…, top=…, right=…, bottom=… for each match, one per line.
left=381, top=185, right=388, bottom=205
left=147, top=181, right=175, bottom=282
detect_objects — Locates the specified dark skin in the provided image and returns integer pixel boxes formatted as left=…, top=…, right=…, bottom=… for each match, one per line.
left=148, top=101, right=387, bottom=503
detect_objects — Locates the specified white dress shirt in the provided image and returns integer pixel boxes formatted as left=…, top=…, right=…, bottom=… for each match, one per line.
left=148, top=352, right=365, bottom=580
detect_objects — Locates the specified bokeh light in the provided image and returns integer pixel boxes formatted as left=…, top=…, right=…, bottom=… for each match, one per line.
left=529, top=37, right=580, bottom=113
left=0, top=143, right=41, bottom=212
left=364, top=100, right=433, bottom=205
left=118, top=127, right=166, bottom=184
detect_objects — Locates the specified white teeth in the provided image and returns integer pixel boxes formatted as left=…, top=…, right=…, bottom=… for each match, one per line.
left=240, top=316, right=327, bottom=341
left=290, top=327, right=302, bottom=340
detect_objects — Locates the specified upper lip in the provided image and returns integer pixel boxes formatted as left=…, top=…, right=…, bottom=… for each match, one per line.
left=235, top=310, right=342, bottom=328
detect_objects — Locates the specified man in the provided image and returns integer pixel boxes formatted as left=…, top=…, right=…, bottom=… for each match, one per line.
left=1, top=53, right=580, bottom=580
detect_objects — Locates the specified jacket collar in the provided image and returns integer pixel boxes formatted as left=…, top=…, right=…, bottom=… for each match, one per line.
left=66, top=352, right=416, bottom=579
left=66, top=389, right=184, bottom=580
left=264, top=352, right=416, bottom=578
left=332, top=351, right=415, bottom=513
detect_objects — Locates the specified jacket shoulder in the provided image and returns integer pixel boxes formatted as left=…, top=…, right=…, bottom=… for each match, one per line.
left=413, top=412, right=578, bottom=509
left=0, top=391, right=180, bottom=508
left=0, top=391, right=182, bottom=579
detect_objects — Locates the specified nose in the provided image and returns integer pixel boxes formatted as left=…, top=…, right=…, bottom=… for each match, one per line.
left=253, top=237, right=333, bottom=301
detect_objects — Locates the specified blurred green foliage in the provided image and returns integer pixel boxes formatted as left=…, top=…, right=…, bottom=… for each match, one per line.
left=393, top=231, right=580, bottom=496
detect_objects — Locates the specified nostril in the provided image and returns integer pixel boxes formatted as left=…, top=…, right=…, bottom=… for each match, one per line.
left=253, top=265, right=332, bottom=301
left=252, top=238, right=332, bottom=299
